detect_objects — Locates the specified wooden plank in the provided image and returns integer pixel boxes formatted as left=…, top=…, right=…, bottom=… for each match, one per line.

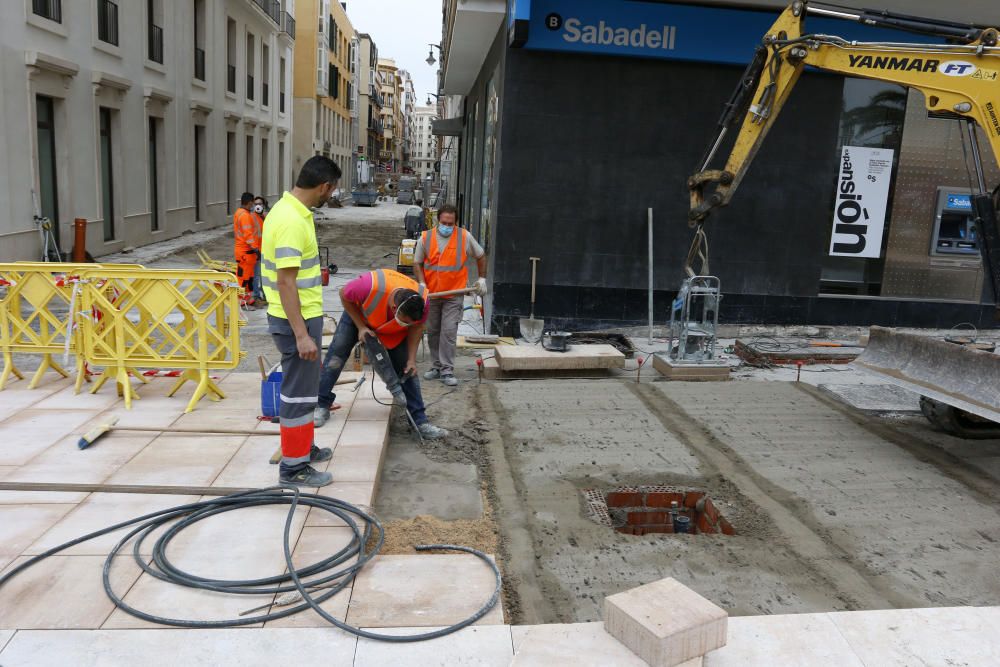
left=494, top=344, right=625, bottom=371
left=652, top=355, right=730, bottom=382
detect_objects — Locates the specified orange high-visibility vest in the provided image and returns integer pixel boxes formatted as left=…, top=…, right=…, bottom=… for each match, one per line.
left=420, top=227, right=468, bottom=293
left=361, top=269, right=429, bottom=349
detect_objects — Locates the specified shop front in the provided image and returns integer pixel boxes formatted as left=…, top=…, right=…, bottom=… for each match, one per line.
left=439, top=0, right=1000, bottom=333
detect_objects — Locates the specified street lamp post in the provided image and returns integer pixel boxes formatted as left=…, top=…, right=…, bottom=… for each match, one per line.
left=425, top=44, right=442, bottom=66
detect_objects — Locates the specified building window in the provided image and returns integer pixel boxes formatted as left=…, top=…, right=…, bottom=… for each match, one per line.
left=261, top=43, right=270, bottom=107
left=193, top=0, right=206, bottom=80
left=226, top=132, right=236, bottom=213
left=278, top=140, right=285, bottom=192
left=147, top=0, right=164, bottom=64
left=329, top=64, right=338, bottom=99
left=261, top=138, right=269, bottom=194
left=246, top=33, right=255, bottom=101
left=35, top=95, right=60, bottom=246
left=279, top=56, right=286, bottom=112
left=99, top=107, right=115, bottom=241
left=148, top=117, right=161, bottom=231
left=97, top=0, right=119, bottom=46
left=32, top=0, right=61, bottom=22
left=226, top=19, right=237, bottom=93
left=194, top=125, right=205, bottom=222
left=245, top=135, right=254, bottom=191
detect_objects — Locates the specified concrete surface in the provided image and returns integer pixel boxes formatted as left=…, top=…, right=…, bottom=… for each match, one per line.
left=374, top=442, right=483, bottom=521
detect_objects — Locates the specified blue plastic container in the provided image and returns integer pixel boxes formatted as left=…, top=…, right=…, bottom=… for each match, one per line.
left=261, top=370, right=282, bottom=418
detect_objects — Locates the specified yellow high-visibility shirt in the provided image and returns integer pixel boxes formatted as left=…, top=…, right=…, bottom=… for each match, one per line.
left=260, top=191, right=323, bottom=320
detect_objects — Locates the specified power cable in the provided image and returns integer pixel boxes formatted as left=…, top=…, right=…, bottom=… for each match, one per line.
left=0, top=486, right=499, bottom=641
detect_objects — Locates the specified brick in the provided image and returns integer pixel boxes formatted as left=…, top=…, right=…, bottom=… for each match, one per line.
left=643, top=524, right=674, bottom=534
left=603, top=577, right=727, bottom=667
left=683, top=491, right=705, bottom=509
left=696, top=514, right=716, bottom=534
left=701, top=498, right=721, bottom=525
left=607, top=492, right=643, bottom=508
left=629, top=511, right=667, bottom=525
left=645, top=492, right=685, bottom=508
left=719, top=518, right=736, bottom=536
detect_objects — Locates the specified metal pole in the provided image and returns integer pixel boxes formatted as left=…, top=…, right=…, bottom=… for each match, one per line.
left=648, top=207, right=654, bottom=345
left=965, top=119, right=988, bottom=194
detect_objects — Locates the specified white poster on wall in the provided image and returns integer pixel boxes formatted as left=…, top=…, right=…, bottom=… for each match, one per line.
left=828, top=145, right=894, bottom=259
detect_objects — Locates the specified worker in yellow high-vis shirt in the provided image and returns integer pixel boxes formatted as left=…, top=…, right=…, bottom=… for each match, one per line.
left=260, top=155, right=341, bottom=488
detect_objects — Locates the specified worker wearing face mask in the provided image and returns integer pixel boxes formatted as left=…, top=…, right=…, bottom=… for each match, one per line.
left=313, top=268, right=449, bottom=441
left=413, top=204, right=488, bottom=386
left=252, top=197, right=269, bottom=305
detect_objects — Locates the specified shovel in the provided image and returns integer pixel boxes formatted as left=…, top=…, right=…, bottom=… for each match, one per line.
left=519, top=257, right=543, bottom=343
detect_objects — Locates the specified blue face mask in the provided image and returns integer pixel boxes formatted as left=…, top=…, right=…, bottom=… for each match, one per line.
left=437, top=224, right=454, bottom=237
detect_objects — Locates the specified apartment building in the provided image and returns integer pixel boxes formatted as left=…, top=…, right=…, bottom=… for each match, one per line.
left=411, top=106, right=437, bottom=182
left=376, top=58, right=403, bottom=172
left=0, top=0, right=294, bottom=261
left=290, top=0, right=354, bottom=182
left=357, top=33, right=383, bottom=169
left=400, top=69, right=415, bottom=172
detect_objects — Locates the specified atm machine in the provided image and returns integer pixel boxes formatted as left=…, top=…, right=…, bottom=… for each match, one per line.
left=930, top=187, right=980, bottom=256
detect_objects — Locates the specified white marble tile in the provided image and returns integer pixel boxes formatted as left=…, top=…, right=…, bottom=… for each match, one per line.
left=103, top=434, right=243, bottom=487
left=0, top=489, right=90, bottom=505
left=705, top=612, right=864, bottom=667
left=828, top=606, right=1000, bottom=667
left=305, top=482, right=376, bottom=527
left=0, top=409, right=101, bottom=466
left=32, top=382, right=124, bottom=410
left=23, top=493, right=199, bottom=556
left=212, top=435, right=282, bottom=488
left=0, top=504, right=76, bottom=558
left=347, top=554, right=504, bottom=628
left=347, top=400, right=394, bottom=422
left=329, top=444, right=385, bottom=482
left=264, top=527, right=358, bottom=628
left=0, top=629, right=15, bottom=652
left=0, top=628, right=357, bottom=667
left=0, top=555, right=144, bottom=629
left=354, top=624, right=514, bottom=667
left=511, top=622, right=648, bottom=666
left=337, top=420, right=388, bottom=447
left=4, top=434, right=153, bottom=486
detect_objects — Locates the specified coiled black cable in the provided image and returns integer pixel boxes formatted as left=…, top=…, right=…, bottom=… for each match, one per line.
left=0, top=486, right=500, bottom=641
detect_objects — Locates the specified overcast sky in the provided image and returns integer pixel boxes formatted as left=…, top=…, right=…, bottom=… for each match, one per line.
left=345, top=0, right=441, bottom=106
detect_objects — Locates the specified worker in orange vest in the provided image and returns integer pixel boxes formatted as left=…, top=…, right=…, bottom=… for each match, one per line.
left=233, top=192, right=259, bottom=306
left=313, top=268, right=448, bottom=440
left=413, top=204, right=487, bottom=386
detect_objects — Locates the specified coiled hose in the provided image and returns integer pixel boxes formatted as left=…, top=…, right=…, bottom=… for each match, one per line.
left=0, top=486, right=500, bottom=642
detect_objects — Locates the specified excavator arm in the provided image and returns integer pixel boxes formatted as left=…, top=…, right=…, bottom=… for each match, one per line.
left=688, top=1, right=1000, bottom=290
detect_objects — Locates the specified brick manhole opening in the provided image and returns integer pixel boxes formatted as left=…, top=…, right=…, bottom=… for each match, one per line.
left=582, top=486, right=735, bottom=536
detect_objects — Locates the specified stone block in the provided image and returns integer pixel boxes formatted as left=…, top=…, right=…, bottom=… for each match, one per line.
left=603, top=577, right=727, bottom=667
left=494, top=344, right=625, bottom=371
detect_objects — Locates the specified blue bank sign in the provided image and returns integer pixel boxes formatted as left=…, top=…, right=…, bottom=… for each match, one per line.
left=519, top=0, right=935, bottom=66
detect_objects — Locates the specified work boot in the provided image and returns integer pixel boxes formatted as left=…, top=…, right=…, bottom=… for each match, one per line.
left=280, top=465, right=332, bottom=488
left=313, top=406, right=331, bottom=428
left=441, top=374, right=458, bottom=387
left=423, top=368, right=441, bottom=380
left=417, top=422, right=449, bottom=440
left=310, top=445, right=332, bottom=462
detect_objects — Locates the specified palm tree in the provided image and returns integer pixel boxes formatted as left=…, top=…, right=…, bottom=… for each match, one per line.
left=840, top=89, right=907, bottom=147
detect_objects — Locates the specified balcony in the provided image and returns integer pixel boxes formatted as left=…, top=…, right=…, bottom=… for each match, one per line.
left=250, top=0, right=280, bottom=24
left=227, top=64, right=236, bottom=93
left=32, top=0, right=61, bottom=22
left=262, top=82, right=269, bottom=107
left=247, top=74, right=255, bottom=101
left=194, top=47, right=206, bottom=81
left=148, top=24, right=164, bottom=64
left=97, top=0, right=118, bottom=46
left=280, top=11, right=295, bottom=39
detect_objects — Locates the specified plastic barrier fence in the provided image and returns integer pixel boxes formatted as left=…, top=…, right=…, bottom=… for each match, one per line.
left=0, top=262, right=140, bottom=390
left=196, top=249, right=238, bottom=275
left=77, top=268, right=245, bottom=412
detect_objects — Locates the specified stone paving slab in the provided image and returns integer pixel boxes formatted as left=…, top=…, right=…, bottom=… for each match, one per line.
left=354, top=625, right=513, bottom=666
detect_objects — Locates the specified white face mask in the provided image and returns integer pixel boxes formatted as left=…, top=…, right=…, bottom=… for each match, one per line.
left=253, top=204, right=264, bottom=214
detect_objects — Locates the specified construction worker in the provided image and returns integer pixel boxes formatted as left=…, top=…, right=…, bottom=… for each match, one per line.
left=413, top=204, right=487, bottom=386
left=313, top=269, right=449, bottom=441
left=261, top=156, right=341, bottom=488
left=233, top=192, right=259, bottom=307
left=251, top=196, right=269, bottom=305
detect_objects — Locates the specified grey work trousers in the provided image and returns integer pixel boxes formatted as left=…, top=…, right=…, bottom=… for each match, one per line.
left=268, top=314, right=322, bottom=475
left=426, top=295, right=464, bottom=375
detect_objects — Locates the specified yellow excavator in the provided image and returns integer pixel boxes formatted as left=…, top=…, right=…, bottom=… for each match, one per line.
left=688, top=1, right=1000, bottom=437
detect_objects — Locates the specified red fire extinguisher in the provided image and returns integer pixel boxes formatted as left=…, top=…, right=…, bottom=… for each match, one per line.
left=320, top=246, right=337, bottom=286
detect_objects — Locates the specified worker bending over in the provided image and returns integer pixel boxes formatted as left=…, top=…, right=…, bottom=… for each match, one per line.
left=233, top=192, right=261, bottom=307
left=261, top=156, right=341, bottom=487
left=314, top=269, right=448, bottom=440
left=414, top=204, right=487, bottom=386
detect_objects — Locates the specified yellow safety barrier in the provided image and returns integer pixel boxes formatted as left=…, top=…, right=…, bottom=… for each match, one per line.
left=77, top=268, right=246, bottom=412
left=0, top=262, right=141, bottom=390
left=196, top=249, right=237, bottom=275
